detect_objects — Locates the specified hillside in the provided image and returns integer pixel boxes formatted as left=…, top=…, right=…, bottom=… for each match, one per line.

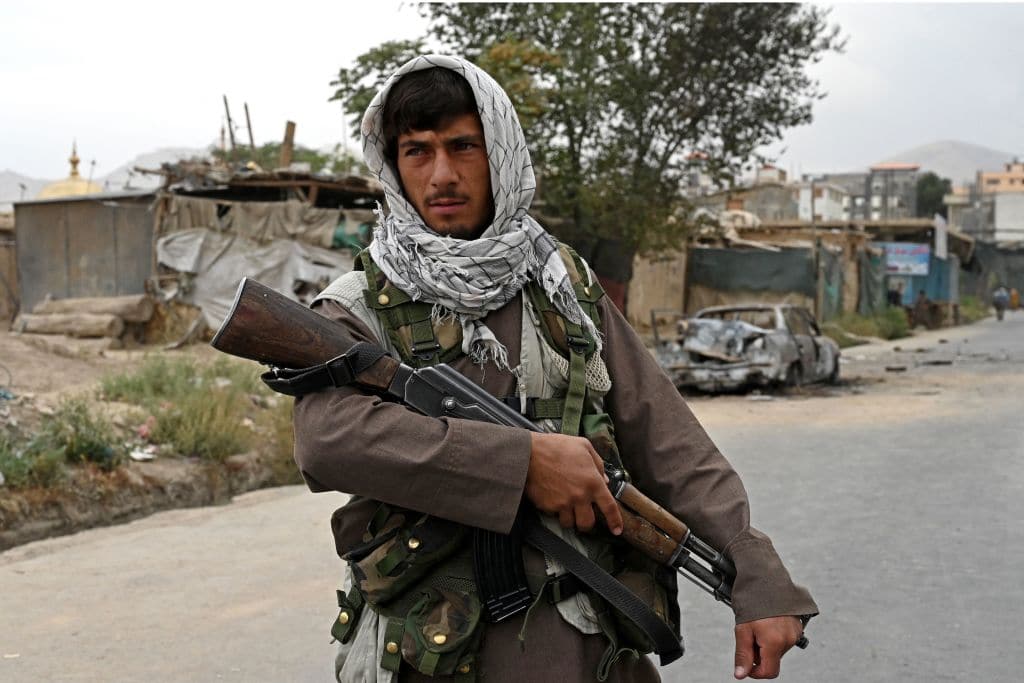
left=879, top=140, right=1017, bottom=185
left=0, top=171, right=49, bottom=210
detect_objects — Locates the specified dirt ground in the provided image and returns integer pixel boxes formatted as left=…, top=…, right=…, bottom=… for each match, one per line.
left=0, top=331, right=283, bottom=550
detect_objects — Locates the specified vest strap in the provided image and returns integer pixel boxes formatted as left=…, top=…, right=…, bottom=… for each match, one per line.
left=501, top=396, right=566, bottom=421
left=380, top=618, right=406, bottom=672
left=560, top=319, right=590, bottom=436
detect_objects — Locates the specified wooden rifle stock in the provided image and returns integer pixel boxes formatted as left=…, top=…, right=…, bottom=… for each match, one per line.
left=211, top=278, right=398, bottom=391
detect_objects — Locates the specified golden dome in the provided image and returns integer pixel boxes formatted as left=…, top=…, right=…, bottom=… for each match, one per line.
left=37, top=142, right=102, bottom=199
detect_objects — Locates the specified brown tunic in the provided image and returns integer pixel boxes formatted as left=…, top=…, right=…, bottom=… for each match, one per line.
left=293, top=293, right=817, bottom=682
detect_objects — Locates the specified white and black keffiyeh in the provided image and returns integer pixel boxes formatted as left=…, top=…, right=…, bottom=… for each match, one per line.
left=361, top=54, right=601, bottom=369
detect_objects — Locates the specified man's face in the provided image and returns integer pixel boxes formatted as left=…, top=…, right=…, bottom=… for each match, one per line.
left=395, top=112, right=494, bottom=239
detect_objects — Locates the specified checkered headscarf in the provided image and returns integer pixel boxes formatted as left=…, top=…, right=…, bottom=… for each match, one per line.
left=362, top=54, right=600, bottom=369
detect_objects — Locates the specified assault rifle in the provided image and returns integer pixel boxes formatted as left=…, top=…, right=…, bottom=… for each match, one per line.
left=211, top=278, right=807, bottom=653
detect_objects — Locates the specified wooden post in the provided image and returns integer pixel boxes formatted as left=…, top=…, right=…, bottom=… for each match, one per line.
left=244, top=103, right=256, bottom=153
left=221, top=93, right=234, bottom=150
left=280, top=121, right=296, bottom=168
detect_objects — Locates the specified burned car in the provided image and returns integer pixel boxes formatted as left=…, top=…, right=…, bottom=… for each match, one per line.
left=655, top=304, right=840, bottom=392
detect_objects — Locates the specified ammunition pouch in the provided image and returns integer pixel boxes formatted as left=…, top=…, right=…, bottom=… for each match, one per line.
left=344, top=504, right=468, bottom=607
left=394, top=587, right=483, bottom=678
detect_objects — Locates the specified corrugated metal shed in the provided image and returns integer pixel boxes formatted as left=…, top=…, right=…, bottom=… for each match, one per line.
left=13, top=191, right=155, bottom=314
left=0, top=213, right=16, bottom=321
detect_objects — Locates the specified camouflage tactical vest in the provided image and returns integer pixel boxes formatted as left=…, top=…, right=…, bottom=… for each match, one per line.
left=318, top=244, right=679, bottom=682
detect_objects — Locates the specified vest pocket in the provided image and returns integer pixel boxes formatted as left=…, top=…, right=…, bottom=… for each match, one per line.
left=345, top=506, right=469, bottom=606
left=400, top=587, right=483, bottom=677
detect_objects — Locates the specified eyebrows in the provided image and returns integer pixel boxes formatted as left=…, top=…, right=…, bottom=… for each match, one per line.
left=398, top=133, right=485, bottom=150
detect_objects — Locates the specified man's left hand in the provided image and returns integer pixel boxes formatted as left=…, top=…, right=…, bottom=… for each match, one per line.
left=733, top=615, right=804, bottom=679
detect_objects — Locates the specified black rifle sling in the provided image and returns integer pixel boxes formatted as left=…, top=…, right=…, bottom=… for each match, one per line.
left=523, top=514, right=684, bottom=666
left=260, top=342, right=387, bottom=396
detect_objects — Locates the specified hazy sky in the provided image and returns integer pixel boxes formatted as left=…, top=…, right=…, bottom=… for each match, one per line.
left=1, top=2, right=1022, bottom=181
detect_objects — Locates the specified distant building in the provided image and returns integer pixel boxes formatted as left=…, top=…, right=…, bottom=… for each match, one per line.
left=812, top=172, right=870, bottom=220
left=993, top=192, right=1024, bottom=242
left=977, top=160, right=1024, bottom=194
left=754, top=165, right=787, bottom=184
left=944, top=160, right=1024, bottom=242
left=37, top=143, right=102, bottom=199
left=682, top=151, right=715, bottom=198
left=867, top=163, right=919, bottom=220
left=795, top=182, right=849, bottom=222
left=699, top=183, right=798, bottom=222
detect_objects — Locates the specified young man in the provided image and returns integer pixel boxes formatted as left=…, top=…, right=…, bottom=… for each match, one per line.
left=293, top=55, right=816, bottom=682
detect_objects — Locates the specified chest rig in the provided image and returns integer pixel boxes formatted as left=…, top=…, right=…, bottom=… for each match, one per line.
left=357, top=244, right=603, bottom=437
left=331, top=245, right=679, bottom=682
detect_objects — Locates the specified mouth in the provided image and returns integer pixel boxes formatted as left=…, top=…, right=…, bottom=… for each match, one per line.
left=427, top=198, right=468, bottom=216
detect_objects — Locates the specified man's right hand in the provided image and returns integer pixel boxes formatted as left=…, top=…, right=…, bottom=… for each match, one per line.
left=525, top=432, right=624, bottom=535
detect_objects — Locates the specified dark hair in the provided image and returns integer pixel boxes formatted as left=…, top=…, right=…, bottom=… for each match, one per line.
left=382, top=68, right=479, bottom=165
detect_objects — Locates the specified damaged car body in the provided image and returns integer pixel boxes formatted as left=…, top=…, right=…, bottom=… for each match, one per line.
left=655, top=304, right=840, bottom=392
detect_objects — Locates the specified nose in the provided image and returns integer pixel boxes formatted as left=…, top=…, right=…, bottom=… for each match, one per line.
left=429, top=150, right=459, bottom=188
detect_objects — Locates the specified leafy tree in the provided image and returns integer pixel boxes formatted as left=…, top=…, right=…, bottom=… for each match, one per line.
left=330, top=39, right=427, bottom=140
left=916, top=171, right=952, bottom=219
left=330, top=3, right=842, bottom=286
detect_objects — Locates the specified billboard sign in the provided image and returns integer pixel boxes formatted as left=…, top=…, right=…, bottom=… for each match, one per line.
left=878, top=242, right=930, bottom=276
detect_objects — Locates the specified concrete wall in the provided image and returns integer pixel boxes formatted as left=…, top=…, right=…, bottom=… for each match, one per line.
left=627, top=248, right=687, bottom=329
left=994, top=192, right=1024, bottom=242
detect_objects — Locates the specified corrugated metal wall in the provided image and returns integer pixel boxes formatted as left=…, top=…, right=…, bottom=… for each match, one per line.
left=0, top=228, right=17, bottom=321
left=14, top=196, right=154, bottom=313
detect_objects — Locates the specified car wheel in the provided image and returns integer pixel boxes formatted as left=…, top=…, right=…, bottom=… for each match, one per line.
left=784, top=362, right=803, bottom=388
left=827, top=358, right=840, bottom=384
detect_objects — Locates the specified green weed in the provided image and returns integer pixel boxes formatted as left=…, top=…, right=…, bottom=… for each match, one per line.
left=101, top=355, right=273, bottom=462
left=833, top=307, right=910, bottom=341
left=958, top=296, right=988, bottom=324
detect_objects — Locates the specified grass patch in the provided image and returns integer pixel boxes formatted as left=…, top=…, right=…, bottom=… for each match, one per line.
left=958, top=296, right=988, bottom=324
left=820, top=323, right=867, bottom=349
left=832, top=307, right=910, bottom=341
left=100, top=354, right=288, bottom=464
left=0, top=397, right=125, bottom=489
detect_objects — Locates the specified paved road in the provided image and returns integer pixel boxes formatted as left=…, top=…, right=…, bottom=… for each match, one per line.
left=2, top=313, right=1021, bottom=682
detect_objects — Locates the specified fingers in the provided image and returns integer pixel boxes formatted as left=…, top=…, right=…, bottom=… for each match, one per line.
left=574, top=503, right=596, bottom=532
left=587, top=447, right=623, bottom=535
left=734, top=623, right=755, bottom=680
left=558, top=508, right=574, bottom=530
left=737, top=617, right=797, bottom=680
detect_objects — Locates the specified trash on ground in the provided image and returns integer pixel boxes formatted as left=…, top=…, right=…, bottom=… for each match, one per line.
left=885, top=365, right=908, bottom=372
left=129, top=445, right=159, bottom=461
left=920, top=359, right=953, bottom=366
left=136, top=415, right=157, bottom=440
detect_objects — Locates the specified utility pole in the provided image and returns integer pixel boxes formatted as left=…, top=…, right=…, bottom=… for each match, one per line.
left=222, top=95, right=237, bottom=160
left=244, top=103, right=256, bottom=154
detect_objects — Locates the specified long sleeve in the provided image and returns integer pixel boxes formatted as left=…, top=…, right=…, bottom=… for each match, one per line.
left=291, top=298, right=532, bottom=535
left=599, top=297, right=818, bottom=624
